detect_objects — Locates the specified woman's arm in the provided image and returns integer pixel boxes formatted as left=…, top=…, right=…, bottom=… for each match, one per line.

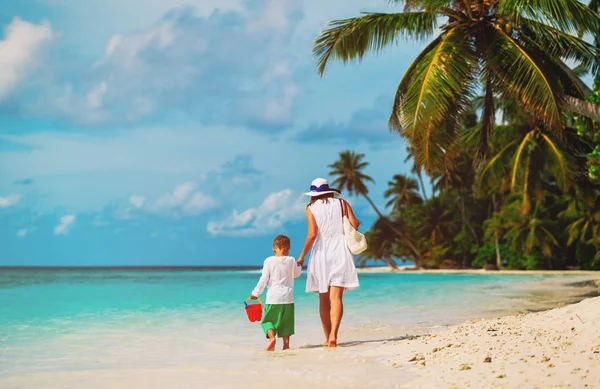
left=344, top=200, right=360, bottom=230
left=297, top=208, right=318, bottom=266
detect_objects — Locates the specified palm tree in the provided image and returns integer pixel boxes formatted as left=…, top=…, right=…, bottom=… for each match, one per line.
left=329, top=150, right=422, bottom=259
left=503, top=199, right=559, bottom=268
left=328, top=150, right=378, bottom=212
left=404, top=147, right=429, bottom=200
left=415, top=198, right=455, bottom=247
left=561, top=185, right=600, bottom=265
left=356, top=218, right=400, bottom=269
left=314, top=0, right=600, bottom=173
left=477, top=124, right=588, bottom=215
left=384, top=174, right=423, bottom=211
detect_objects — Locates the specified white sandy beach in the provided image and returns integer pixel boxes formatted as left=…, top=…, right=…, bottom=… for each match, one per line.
left=1, top=274, right=598, bottom=389
left=379, top=293, right=600, bottom=388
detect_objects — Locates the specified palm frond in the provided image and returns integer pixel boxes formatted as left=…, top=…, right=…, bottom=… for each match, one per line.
left=388, top=0, right=455, bottom=13
left=539, top=133, right=570, bottom=190
left=520, top=18, right=599, bottom=76
left=314, top=12, right=438, bottom=75
left=499, top=0, right=600, bottom=35
left=389, top=35, right=443, bottom=133
left=476, top=140, right=518, bottom=195
left=511, top=131, right=534, bottom=190
left=487, top=25, right=564, bottom=128
left=392, top=27, right=477, bottom=172
left=571, top=63, right=589, bottom=77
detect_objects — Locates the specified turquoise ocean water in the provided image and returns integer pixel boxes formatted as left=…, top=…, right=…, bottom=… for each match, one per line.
left=0, top=269, right=592, bottom=388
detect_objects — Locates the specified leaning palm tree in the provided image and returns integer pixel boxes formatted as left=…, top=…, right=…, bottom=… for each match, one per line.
left=328, top=150, right=378, bottom=213
left=314, top=0, right=600, bottom=173
left=356, top=219, right=400, bottom=269
left=329, top=150, right=422, bottom=259
left=384, top=174, right=423, bottom=211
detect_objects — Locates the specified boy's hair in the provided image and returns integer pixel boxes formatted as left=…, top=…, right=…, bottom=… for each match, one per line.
left=273, top=234, right=290, bottom=249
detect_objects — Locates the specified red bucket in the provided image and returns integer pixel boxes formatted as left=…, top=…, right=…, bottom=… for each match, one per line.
left=245, top=297, right=263, bottom=322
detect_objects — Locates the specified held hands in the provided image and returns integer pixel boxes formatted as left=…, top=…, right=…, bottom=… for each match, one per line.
left=296, top=257, right=305, bottom=267
left=249, top=295, right=258, bottom=300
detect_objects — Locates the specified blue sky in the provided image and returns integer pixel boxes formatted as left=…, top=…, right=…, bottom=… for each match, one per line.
left=0, top=0, right=427, bottom=266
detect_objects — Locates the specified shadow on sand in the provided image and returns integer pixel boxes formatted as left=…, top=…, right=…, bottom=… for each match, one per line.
left=299, top=334, right=423, bottom=349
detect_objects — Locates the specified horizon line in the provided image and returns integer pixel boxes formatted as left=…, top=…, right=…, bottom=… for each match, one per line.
left=0, top=265, right=263, bottom=270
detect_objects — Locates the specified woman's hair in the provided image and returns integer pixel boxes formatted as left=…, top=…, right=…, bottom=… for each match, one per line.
left=307, top=193, right=335, bottom=208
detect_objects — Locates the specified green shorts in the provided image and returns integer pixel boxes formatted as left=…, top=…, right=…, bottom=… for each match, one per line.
left=261, top=303, right=295, bottom=338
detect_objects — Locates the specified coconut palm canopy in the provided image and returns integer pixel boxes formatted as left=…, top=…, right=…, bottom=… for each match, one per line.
left=314, top=0, right=600, bottom=173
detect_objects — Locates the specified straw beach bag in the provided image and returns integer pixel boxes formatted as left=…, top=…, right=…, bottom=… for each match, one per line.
left=339, top=199, right=367, bottom=255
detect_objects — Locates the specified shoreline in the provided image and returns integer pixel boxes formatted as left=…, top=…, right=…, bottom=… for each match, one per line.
left=356, top=266, right=600, bottom=276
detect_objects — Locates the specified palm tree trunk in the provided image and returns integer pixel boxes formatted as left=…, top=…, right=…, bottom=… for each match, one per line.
left=492, top=194, right=503, bottom=270
left=385, top=257, right=399, bottom=269
left=494, top=234, right=502, bottom=269
left=477, top=79, right=495, bottom=163
left=459, top=187, right=480, bottom=246
left=362, top=194, right=422, bottom=261
left=564, top=95, right=600, bottom=121
left=560, top=61, right=593, bottom=96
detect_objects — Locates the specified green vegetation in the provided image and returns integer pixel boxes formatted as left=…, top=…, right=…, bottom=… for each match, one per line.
left=319, top=0, right=600, bottom=270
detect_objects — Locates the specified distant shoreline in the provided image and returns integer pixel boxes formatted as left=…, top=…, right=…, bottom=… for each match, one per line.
left=1, top=265, right=598, bottom=275
left=0, top=266, right=263, bottom=271
left=355, top=266, right=600, bottom=276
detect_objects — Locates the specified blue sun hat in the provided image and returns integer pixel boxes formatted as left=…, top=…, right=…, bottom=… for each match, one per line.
left=303, top=178, right=341, bottom=197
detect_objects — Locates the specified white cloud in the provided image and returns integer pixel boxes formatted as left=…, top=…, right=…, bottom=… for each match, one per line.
left=261, top=60, right=291, bottom=84
left=32, top=1, right=300, bottom=128
left=0, top=194, right=20, bottom=208
left=87, top=81, right=108, bottom=109
left=153, top=181, right=196, bottom=210
left=246, top=0, right=297, bottom=35
left=181, top=192, right=218, bottom=216
left=144, top=182, right=217, bottom=218
left=16, top=229, right=28, bottom=237
left=0, top=18, right=55, bottom=101
left=262, top=82, right=299, bottom=124
left=129, top=195, right=146, bottom=208
left=207, top=189, right=305, bottom=236
left=54, top=214, right=76, bottom=235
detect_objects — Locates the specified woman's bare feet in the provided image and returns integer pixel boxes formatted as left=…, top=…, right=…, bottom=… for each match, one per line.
left=328, top=337, right=337, bottom=348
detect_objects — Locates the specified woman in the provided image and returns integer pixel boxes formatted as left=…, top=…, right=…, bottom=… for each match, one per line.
left=297, top=178, right=360, bottom=347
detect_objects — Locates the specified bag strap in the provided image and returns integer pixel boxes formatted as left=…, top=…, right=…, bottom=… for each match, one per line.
left=339, top=198, right=345, bottom=218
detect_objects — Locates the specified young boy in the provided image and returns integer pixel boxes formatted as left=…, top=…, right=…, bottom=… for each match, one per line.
left=249, top=234, right=302, bottom=351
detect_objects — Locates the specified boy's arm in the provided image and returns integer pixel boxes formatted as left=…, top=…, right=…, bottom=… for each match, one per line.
left=250, top=260, right=270, bottom=298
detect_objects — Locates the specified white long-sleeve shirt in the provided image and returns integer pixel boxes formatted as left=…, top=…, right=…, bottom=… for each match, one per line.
left=251, top=256, right=302, bottom=304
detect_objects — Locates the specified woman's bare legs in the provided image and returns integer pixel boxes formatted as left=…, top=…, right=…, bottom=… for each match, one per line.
left=328, top=286, right=344, bottom=347
left=319, top=292, right=332, bottom=344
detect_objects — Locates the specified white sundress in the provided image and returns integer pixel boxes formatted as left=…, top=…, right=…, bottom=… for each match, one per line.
left=306, top=198, right=360, bottom=293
